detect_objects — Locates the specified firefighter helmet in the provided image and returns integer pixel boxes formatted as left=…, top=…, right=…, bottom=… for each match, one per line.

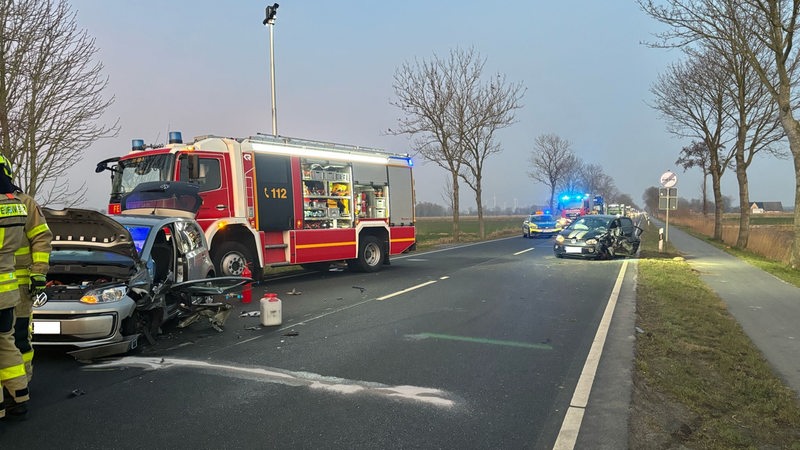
left=0, top=154, right=11, bottom=178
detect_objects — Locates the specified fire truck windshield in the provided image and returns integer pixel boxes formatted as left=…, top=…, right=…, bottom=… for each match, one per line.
left=111, top=154, right=174, bottom=196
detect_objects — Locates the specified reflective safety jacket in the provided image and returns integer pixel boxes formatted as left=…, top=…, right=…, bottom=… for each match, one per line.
left=14, top=191, right=51, bottom=291
left=0, top=193, right=27, bottom=309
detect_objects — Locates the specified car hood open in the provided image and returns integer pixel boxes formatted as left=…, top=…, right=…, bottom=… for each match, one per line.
left=120, top=181, right=202, bottom=218
left=44, top=208, right=139, bottom=260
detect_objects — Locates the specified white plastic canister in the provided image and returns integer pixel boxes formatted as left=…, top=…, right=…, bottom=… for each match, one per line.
left=260, top=293, right=282, bottom=326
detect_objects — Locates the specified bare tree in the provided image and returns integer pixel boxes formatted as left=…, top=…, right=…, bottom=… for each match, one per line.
left=0, top=0, right=118, bottom=206
left=391, top=47, right=523, bottom=240
left=718, top=39, right=787, bottom=248
left=639, top=0, right=800, bottom=267
left=642, top=186, right=660, bottom=214
left=676, top=141, right=712, bottom=215
left=650, top=51, right=735, bottom=240
left=558, top=159, right=586, bottom=194
left=580, top=163, right=617, bottom=203
left=391, top=49, right=464, bottom=240
left=455, top=66, right=524, bottom=238
left=528, top=134, right=578, bottom=212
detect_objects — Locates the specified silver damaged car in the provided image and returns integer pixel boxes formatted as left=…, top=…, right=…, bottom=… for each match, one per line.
left=32, top=182, right=250, bottom=359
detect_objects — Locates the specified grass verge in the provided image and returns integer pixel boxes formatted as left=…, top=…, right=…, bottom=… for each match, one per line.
left=631, top=221, right=800, bottom=448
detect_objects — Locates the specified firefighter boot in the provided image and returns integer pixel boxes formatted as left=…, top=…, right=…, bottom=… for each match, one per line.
left=1, top=387, right=27, bottom=421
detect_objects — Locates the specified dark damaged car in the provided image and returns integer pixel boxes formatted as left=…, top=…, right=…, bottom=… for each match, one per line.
left=32, top=182, right=250, bottom=359
left=553, top=214, right=642, bottom=259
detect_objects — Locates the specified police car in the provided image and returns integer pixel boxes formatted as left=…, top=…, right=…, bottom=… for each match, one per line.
left=522, top=212, right=562, bottom=238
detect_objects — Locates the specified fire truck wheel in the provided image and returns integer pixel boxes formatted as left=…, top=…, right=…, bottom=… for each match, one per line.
left=213, top=242, right=253, bottom=278
left=348, top=235, right=384, bottom=272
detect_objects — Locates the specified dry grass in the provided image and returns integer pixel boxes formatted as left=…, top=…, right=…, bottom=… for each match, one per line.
left=631, top=221, right=800, bottom=448
left=667, top=213, right=793, bottom=264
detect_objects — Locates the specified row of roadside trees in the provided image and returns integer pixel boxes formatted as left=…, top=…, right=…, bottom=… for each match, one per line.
left=390, top=48, right=636, bottom=241
left=639, top=1, right=800, bottom=265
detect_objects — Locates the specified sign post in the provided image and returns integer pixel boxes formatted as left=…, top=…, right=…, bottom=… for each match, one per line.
left=658, top=171, right=678, bottom=247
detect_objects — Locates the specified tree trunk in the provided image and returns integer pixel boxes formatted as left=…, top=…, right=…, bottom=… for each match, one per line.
left=451, top=171, right=460, bottom=242
left=709, top=149, right=724, bottom=240
left=476, top=186, right=484, bottom=239
left=787, top=121, right=800, bottom=269
left=735, top=153, right=750, bottom=249
left=702, top=173, right=708, bottom=216
left=776, top=92, right=800, bottom=268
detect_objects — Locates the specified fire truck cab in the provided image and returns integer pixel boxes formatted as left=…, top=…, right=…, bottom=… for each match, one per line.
left=99, top=132, right=416, bottom=278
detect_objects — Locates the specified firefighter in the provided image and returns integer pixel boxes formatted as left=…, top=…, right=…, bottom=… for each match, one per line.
left=11, top=175, right=51, bottom=384
left=0, top=155, right=29, bottom=420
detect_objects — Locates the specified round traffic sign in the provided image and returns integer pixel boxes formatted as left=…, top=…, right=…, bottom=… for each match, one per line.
left=660, top=171, right=677, bottom=188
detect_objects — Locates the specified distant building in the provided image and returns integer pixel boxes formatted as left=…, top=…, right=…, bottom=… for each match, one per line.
left=750, top=202, right=784, bottom=214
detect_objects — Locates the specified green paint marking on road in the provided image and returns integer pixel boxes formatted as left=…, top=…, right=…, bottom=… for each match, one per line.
left=409, top=333, right=553, bottom=350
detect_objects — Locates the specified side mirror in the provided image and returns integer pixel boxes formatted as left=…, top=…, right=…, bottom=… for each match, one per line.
left=95, top=157, right=121, bottom=174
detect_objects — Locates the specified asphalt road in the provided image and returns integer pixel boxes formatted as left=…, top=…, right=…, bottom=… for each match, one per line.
left=4, top=236, right=634, bottom=449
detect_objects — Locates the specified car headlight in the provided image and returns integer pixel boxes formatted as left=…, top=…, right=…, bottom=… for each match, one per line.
left=529, top=224, right=538, bottom=229
left=81, top=285, right=127, bottom=304
left=555, top=235, right=565, bottom=243
left=585, top=238, right=598, bottom=245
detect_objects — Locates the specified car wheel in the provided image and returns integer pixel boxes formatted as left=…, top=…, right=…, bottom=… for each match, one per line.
left=213, top=242, right=255, bottom=278
left=347, top=235, right=384, bottom=272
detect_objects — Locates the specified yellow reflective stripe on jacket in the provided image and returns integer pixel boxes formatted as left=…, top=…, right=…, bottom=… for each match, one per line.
left=27, top=223, right=49, bottom=239
left=0, top=272, right=15, bottom=282
left=32, top=252, right=48, bottom=264
left=0, top=363, right=26, bottom=381
left=22, top=350, right=33, bottom=363
left=0, top=202, right=26, bottom=218
left=14, top=246, right=30, bottom=256
left=0, top=272, right=18, bottom=293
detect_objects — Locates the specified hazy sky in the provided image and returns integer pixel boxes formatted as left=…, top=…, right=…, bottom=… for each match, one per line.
left=68, top=0, right=796, bottom=211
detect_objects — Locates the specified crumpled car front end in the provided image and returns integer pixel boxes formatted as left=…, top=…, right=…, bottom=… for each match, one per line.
left=33, top=280, right=137, bottom=348
left=32, top=208, right=144, bottom=351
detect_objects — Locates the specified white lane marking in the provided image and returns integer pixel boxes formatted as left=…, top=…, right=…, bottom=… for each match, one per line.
left=377, top=280, right=438, bottom=301
left=552, top=260, right=628, bottom=450
left=514, top=248, right=535, bottom=255
left=211, top=280, right=444, bottom=353
left=90, top=356, right=458, bottom=408
left=393, top=236, right=519, bottom=259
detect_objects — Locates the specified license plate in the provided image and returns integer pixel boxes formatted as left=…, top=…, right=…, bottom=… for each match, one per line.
left=565, top=246, right=582, bottom=254
left=33, top=321, right=60, bottom=335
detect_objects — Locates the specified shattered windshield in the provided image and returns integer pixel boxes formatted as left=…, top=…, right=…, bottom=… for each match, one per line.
left=111, top=154, right=175, bottom=196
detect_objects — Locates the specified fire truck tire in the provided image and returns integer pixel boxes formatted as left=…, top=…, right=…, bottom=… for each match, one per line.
left=213, top=242, right=253, bottom=278
left=347, top=235, right=384, bottom=272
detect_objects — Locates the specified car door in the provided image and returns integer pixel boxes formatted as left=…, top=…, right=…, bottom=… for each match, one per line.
left=615, top=217, right=636, bottom=253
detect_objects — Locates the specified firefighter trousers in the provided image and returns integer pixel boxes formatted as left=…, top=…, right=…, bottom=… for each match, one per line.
left=0, top=306, right=29, bottom=419
left=13, top=285, right=34, bottom=382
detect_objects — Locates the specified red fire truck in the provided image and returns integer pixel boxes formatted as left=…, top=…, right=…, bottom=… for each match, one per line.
left=97, top=132, right=416, bottom=278
left=556, top=192, right=590, bottom=223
